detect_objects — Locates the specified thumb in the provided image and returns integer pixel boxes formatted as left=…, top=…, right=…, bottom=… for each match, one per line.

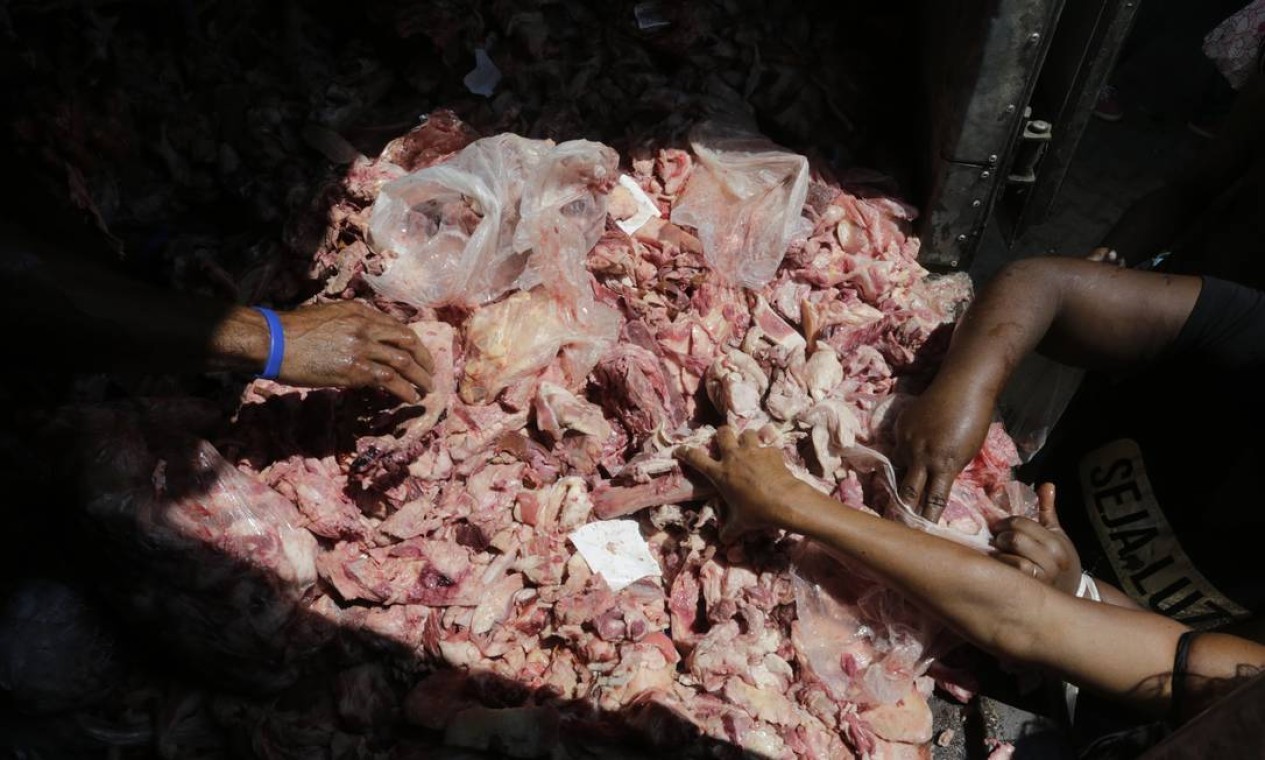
left=675, top=446, right=719, bottom=480
left=1036, top=483, right=1060, bottom=529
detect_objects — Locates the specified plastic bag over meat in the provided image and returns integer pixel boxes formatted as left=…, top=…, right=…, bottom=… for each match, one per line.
left=671, top=123, right=811, bottom=288
left=514, top=140, right=620, bottom=303
left=460, top=141, right=622, bottom=403
left=366, top=134, right=551, bottom=308
left=69, top=408, right=319, bottom=691
left=792, top=543, right=935, bottom=706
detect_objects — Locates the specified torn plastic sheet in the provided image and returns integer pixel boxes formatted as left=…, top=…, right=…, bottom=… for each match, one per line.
left=840, top=445, right=992, bottom=552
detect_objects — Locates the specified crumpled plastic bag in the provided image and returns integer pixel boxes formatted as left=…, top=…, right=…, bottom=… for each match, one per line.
left=997, top=353, right=1085, bottom=463
left=671, top=123, right=811, bottom=288
left=366, top=134, right=618, bottom=309
left=66, top=407, right=320, bottom=692
left=792, top=543, right=935, bottom=706
left=456, top=139, right=622, bottom=403
left=366, top=134, right=551, bottom=308
left=514, top=140, right=620, bottom=304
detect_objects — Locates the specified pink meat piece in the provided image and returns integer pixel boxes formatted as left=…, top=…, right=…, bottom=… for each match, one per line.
left=986, top=740, right=1016, bottom=760
left=316, top=539, right=473, bottom=607
left=592, top=472, right=715, bottom=519
left=656, top=148, right=693, bottom=197
left=858, top=686, right=933, bottom=744
left=402, top=670, right=474, bottom=731
left=265, top=456, right=365, bottom=540
left=377, top=109, right=479, bottom=173
left=592, top=342, right=683, bottom=442
left=705, top=349, right=770, bottom=426
left=532, top=382, right=622, bottom=475
left=439, top=404, right=530, bottom=463
left=378, top=491, right=439, bottom=542
left=460, top=288, right=621, bottom=405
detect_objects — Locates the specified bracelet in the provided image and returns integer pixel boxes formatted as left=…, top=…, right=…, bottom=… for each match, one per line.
left=253, top=307, right=285, bottom=380
left=1076, top=571, right=1101, bottom=602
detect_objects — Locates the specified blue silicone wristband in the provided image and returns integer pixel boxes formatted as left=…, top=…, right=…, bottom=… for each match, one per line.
left=253, top=307, right=285, bottom=380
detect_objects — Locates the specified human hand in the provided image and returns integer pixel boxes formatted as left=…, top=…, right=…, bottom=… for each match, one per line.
left=990, top=483, right=1081, bottom=595
left=676, top=427, right=812, bottom=542
left=894, top=383, right=992, bottom=521
left=276, top=302, right=434, bottom=403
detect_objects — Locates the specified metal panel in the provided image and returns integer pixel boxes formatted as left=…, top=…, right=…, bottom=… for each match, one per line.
left=918, top=0, right=1065, bottom=269
left=998, top=0, right=1142, bottom=237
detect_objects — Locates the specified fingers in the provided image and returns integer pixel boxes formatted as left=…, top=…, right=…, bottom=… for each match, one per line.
left=992, top=527, right=1059, bottom=573
left=675, top=446, right=720, bottom=480
left=367, top=363, right=422, bottom=404
left=716, top=426, right=739, bottom=455
left=922, top=472, right=954, bottom=523
left=369, top=343, right=434, bottom=395
left=739, top=427, right=761, bottom=447
left=995, top=553, right=1045, bottom=582
left=1037, top=482, right=1059, bottom=529
left=377, top=324, right=436, bottom=375
left=898, top=467, right=926, bottom=510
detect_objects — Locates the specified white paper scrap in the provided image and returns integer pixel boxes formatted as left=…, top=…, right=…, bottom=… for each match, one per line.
left=614, top=174, right=663, bottom=234
left=463, top=48, right=501, bottom=97
left=568, top=520, right=662, bottom=592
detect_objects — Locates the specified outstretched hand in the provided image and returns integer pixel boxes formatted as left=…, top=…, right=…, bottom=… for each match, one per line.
left=990, top=483, right=1082, bottom=594
left=277, top=302, right=434, bottom=403
left=894, top=384, right=992, bottom=521
left=676, top=427, right=812, bottom=543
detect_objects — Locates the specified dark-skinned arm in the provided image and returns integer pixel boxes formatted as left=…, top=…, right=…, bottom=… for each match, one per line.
left=3, top=221, right=433, bottom=401
left=896, top=257, right=1201, bottom=519
left=680, top=429, right=1265, bottom=717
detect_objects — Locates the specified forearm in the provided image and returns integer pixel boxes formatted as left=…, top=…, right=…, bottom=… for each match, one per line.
left=1095, top=578, right=1143, bottom=610
left=786, top=484, right=1041, bottom=654
left=7, top=235, right=268, bottom=375
left=932, top=258, right=1201, bottom=403
left=786, top=484, right=1191, bottom=710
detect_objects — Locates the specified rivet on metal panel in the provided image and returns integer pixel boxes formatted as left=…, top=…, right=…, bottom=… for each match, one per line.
left=972, top=199, right=982, bottom=208
left=950, top=260, right=960, bottom=267
left=956, top=234, right=968, bottom=243
left=981, top=170, right=991, bottom=179
left=1005, top=104, right=1017, bottom=115
left=1028, top=32, right=1041, bottom=44
left=987, top=154, right=998, bottom=165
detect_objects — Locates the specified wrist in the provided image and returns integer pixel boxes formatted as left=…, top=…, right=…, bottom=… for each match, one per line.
left=780, top=481, right=832, bottom=536
left=209, top=306, right=271, bottom=374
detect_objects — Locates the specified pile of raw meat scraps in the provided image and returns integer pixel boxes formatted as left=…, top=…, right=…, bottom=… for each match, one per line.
left=45, top=113, right=1039, bottom=760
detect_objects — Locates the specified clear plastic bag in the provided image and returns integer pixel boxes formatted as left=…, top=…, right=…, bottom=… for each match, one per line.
left=514, top=140, right=619, bottom=304
left=457, top=140, right=622, bottom=404
left=792, top=544, right=933, bottom=706
left=73, top=409, right=320, bottom=691
left=367, top=136, right=619, bottom=310
left=996, top=353, right=1085, bottom=463
left=670, top=123, right=811, bottom=289
left=366, top=134, right=552, bottom=308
